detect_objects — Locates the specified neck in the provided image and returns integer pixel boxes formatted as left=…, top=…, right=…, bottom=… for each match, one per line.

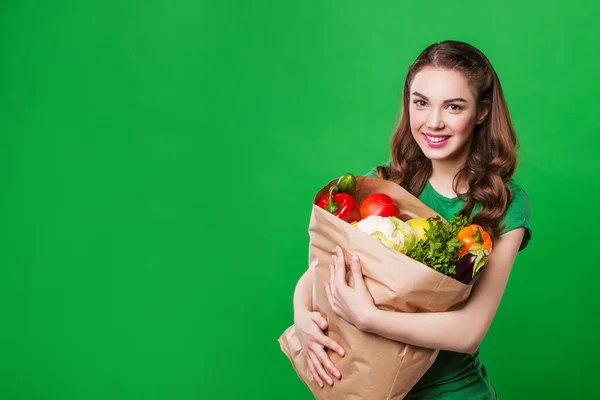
left=429, top=154, right=469, bottom=195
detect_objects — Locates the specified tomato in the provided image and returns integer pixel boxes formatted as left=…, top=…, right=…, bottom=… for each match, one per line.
left=358, top=193, right=400, bottom=220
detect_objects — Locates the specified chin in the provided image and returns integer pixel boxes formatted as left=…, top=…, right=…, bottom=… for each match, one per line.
left=418, top=146, right=456, bottom=161
left=415, top=137, right=468, bottom=163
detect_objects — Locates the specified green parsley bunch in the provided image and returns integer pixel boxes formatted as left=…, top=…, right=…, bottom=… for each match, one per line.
left=406, top=214, right=468, bottom=275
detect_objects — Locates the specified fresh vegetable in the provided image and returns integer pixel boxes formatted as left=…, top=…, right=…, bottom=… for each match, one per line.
left=454, top=247, right=489, bottom=284
left=454, top=252, right=478, bottom=284
left=406, top=215, right=468, bottom=276
left=456, top=224, right=492, bottom=257
left=316, top=185, right=360, bottom=223
left=358, top=193, right=401, bottom=220
left=336, top=173, right=356, bottom=195
left=405, top=218, right=431, bottom=242
left=352, top=215, right=417, bottom=254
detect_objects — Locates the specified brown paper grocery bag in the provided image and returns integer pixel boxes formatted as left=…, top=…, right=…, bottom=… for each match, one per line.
left=278, top=176, right=473, bottom=400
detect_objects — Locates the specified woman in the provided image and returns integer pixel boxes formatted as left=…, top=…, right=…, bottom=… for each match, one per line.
left=292, top=40, right=532, bottom=399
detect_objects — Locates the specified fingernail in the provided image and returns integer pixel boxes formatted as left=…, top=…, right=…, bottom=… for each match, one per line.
left=334, top=371, right=341, bottom=379
left=327, top=378, right=333, bottom=386
left=352, top=255, right=358, bottom=261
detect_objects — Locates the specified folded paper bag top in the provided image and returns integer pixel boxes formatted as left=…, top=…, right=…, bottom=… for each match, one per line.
left=278, top=176, right=473, bottom=400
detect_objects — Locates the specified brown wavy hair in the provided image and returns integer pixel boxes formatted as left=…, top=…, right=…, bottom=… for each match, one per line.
left=375, top=40, right=518, bottom=238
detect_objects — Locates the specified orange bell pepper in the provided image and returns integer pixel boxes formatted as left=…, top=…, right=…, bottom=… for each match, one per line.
left=456, top=224, right=492, bottom=257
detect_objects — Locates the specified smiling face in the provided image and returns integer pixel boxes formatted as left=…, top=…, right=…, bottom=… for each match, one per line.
left=409, top=67, right=487, bottom=164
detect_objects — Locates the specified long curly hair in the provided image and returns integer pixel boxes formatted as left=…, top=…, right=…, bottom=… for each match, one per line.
left=375, top=40, right=518, bottom=238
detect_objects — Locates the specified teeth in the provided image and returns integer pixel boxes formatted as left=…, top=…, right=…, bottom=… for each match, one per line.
left=426, top=135, right=449, bottom=143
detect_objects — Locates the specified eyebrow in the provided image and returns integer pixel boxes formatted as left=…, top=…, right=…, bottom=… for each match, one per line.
left=412, top=91, right=468, bottom=103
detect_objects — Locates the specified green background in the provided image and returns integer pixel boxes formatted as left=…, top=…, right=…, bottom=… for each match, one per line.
left=1, top=1, right=597, bottom=399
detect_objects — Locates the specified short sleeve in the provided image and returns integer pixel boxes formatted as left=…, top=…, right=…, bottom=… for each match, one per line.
left=365, top=166, right=379, bottom=178
left=364, top=161, right=391, bottom=178
left=500, top=183, right=532, bottom=251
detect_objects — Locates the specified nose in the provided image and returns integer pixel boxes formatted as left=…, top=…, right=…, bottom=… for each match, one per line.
left=427, top=109, right=445, bottom=130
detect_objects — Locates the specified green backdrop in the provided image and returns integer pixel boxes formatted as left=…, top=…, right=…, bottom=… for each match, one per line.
left=1, top=1, right=598, bottom=399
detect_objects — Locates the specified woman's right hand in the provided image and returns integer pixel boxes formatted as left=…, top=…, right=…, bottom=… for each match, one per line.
left=294, top=310, right=345, bottom=388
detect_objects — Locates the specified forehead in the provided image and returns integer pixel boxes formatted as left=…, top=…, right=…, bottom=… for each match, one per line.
left=410, top=67, right=475, bottom=101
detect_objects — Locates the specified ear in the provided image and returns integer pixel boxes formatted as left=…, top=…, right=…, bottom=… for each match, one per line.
left=476, top=105, right=490, bottom=125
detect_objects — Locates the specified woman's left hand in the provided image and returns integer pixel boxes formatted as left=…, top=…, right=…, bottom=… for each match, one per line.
left=324, top=246, right=377, bottom=330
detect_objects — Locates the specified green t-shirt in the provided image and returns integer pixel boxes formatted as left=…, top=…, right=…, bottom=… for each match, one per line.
left=365, top=166, right=532, bottom=399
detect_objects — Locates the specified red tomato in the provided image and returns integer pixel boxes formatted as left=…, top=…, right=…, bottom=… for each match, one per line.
left=359, top=193, right=400, bottom=220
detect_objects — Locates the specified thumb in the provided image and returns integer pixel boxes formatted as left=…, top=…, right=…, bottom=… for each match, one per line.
left=310, top=312, right=328, bottom=330
left=350, top=254, right=366, bottom=290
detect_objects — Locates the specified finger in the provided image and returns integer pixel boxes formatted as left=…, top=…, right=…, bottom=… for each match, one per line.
left=350, top=254, right=366, bottom=291
left=329, top=264, right=336, bottom=293
left=309, top=351, right=333, bottom=386
left=324, top=282, right=336, bottom=312
left=314, top=346, right=342, bottom=380
left=306, top=354, right=324, bottom=388
left=319, top=334, right=346, bottom=358
left=310, top=312, right=328, bottom=330
left=334, top=247, right=347, bottom=286
left=331, top=255, right=338, bottom=284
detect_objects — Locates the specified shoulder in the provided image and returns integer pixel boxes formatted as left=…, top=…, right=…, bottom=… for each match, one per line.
left=365, top=166, right=379, bottom=178
left=501, top=179, right=532, bottom=251
left=506, top=180, right=531, bottom=218
left=364, top=161, right=392, bottom=178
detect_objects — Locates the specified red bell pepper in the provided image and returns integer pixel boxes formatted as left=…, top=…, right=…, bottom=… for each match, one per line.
left=316, top=185, right=360, bottom=223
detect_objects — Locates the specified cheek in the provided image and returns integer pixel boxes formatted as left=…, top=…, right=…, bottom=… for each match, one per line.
left=409, top=110, right=425, bottom=134
left=449, top=116, right=475, bottom=137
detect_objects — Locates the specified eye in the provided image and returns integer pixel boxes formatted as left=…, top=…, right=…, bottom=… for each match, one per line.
left=414, top=100, right=427, bottom=107
left=447, top=104, right=462, bottom=111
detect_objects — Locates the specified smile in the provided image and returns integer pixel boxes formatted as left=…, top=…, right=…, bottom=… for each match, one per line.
left=422, top=133, right=451, bottom=148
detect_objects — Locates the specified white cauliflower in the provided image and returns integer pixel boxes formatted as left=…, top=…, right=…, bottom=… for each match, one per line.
left=353, top=215, right=417, bottom=254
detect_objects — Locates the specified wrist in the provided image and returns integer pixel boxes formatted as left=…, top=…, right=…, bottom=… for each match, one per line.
left=357, top=307, right=378, bottom=332
left=293, top=306, right=312, bottom=322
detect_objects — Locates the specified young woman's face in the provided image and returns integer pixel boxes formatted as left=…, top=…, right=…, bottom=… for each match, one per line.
left=409, top=67, right=484, bottom=163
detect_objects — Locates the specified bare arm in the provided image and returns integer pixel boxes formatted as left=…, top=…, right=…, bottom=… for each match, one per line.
left=325, top=229, right=525, bottom=354
left=360, top=228, right=525, bottom=353
left=292, top=268, right=345, bottom=387
left=293, top=270, right=313, bottom=316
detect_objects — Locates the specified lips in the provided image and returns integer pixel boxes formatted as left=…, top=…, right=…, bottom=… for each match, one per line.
left=422, top=133, right=451, bottom=148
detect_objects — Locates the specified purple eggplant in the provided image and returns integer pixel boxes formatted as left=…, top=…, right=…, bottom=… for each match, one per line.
left=454, top=252, right=477, bottom=284
left=453, top=247, right=489, bottom=285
